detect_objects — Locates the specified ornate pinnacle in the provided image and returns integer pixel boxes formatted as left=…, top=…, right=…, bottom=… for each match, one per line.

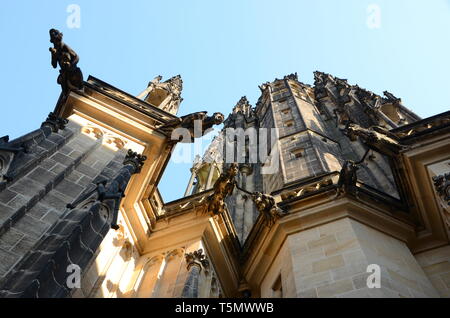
left=41, top=112, right=69, bottom=133
left=185, top=249, right=209, bottom=272
left=123, top=149, right=147, bottom=173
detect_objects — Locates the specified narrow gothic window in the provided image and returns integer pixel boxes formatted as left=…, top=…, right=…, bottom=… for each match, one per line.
left=292, top=148, right=305, bottom=159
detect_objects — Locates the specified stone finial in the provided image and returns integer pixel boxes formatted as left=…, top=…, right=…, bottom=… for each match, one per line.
left=284, top=72, right=298, bottom=81
left=232, top=96, right=255, bottom=118
left=123, top=149, right=147, bottom=173
left=185, top=248, right=209, bottom=272
left=166, top=74, right=183, bottom=95
left=41, top=112, right=68, bottom=133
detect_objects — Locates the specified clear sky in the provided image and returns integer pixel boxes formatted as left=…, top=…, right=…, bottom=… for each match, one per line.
left=1, top=0, right=449, bottom=202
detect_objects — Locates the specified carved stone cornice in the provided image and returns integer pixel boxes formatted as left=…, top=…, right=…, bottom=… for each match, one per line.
left=391, top=111, right=450, bottom=143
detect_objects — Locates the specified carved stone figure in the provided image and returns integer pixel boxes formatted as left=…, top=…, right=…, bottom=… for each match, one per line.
left=383, top=91, right=401, bottom=105
left=335, top=149, right=370, bottom=197
left=49, top=28, right=83, bottom=95
left=432, top=173, right=450, bottom=229
left=251, top=192, right=284, bottom=227
left=159, top=111, right=224, bottom=143
left=344, top=123, right=404, bottom=155
left=149, top=75, right=162, bottom=85
left=205, top=163, right=238, bottom=215
left=335, top=160, right=359, bottom=197
left=41, top=112, right=69, bottom=133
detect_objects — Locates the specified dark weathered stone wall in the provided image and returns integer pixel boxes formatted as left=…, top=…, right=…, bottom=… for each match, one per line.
left=0, top=119, right=125, bottom=281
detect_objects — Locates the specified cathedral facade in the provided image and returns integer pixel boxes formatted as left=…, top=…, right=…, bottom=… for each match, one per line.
left=0, top=30, right=449, bottom=298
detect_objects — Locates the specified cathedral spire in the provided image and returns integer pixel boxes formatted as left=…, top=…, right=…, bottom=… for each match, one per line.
left=136, top=75, right=183, bottom=115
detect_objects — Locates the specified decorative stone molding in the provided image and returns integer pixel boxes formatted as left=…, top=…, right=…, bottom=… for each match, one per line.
left=82, top=125, right=104, bottom=139
left=185, top=249, right=209, bottom=272
left=104, top=135, right=127, bottom=150
left=280, top=174, right=337, bottom=201
left=70, top=114, right=145, bottom=154
left=167, top=248, right=185, bottom=260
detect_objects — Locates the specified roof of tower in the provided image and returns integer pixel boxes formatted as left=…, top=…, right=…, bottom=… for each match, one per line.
left=313, top=70, right=420, bottom=121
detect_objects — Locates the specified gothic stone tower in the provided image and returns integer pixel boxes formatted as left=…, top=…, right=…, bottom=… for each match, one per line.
left=178, top=72, right=450, bottom=298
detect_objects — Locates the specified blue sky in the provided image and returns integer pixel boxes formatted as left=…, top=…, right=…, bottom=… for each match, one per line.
left=1, top=0, right=449, bottom=202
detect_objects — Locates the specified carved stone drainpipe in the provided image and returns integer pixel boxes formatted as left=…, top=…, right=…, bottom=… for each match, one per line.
left=0, top=150, right=146, bottom=298
left=181, top=249, right=209, bottom=298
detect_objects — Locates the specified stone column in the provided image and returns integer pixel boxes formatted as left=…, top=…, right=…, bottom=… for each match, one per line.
left=159, top=93, right=173, bottom=110
left=136, top=84, right=155, bottom=100
left=181, top=249, right=209, bottom=298
left=205, top=163, right=216, bottom=189
left=184, top=168, right=198, bottom=197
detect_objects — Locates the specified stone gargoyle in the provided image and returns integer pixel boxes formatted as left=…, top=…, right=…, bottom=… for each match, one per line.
left=205, top=163, right=238, bottom=215
left=343, top=123, right=405, bottom=155
left=158, top=111, right=224, bottom=143
left=251, top=192, right=284, bottom=227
